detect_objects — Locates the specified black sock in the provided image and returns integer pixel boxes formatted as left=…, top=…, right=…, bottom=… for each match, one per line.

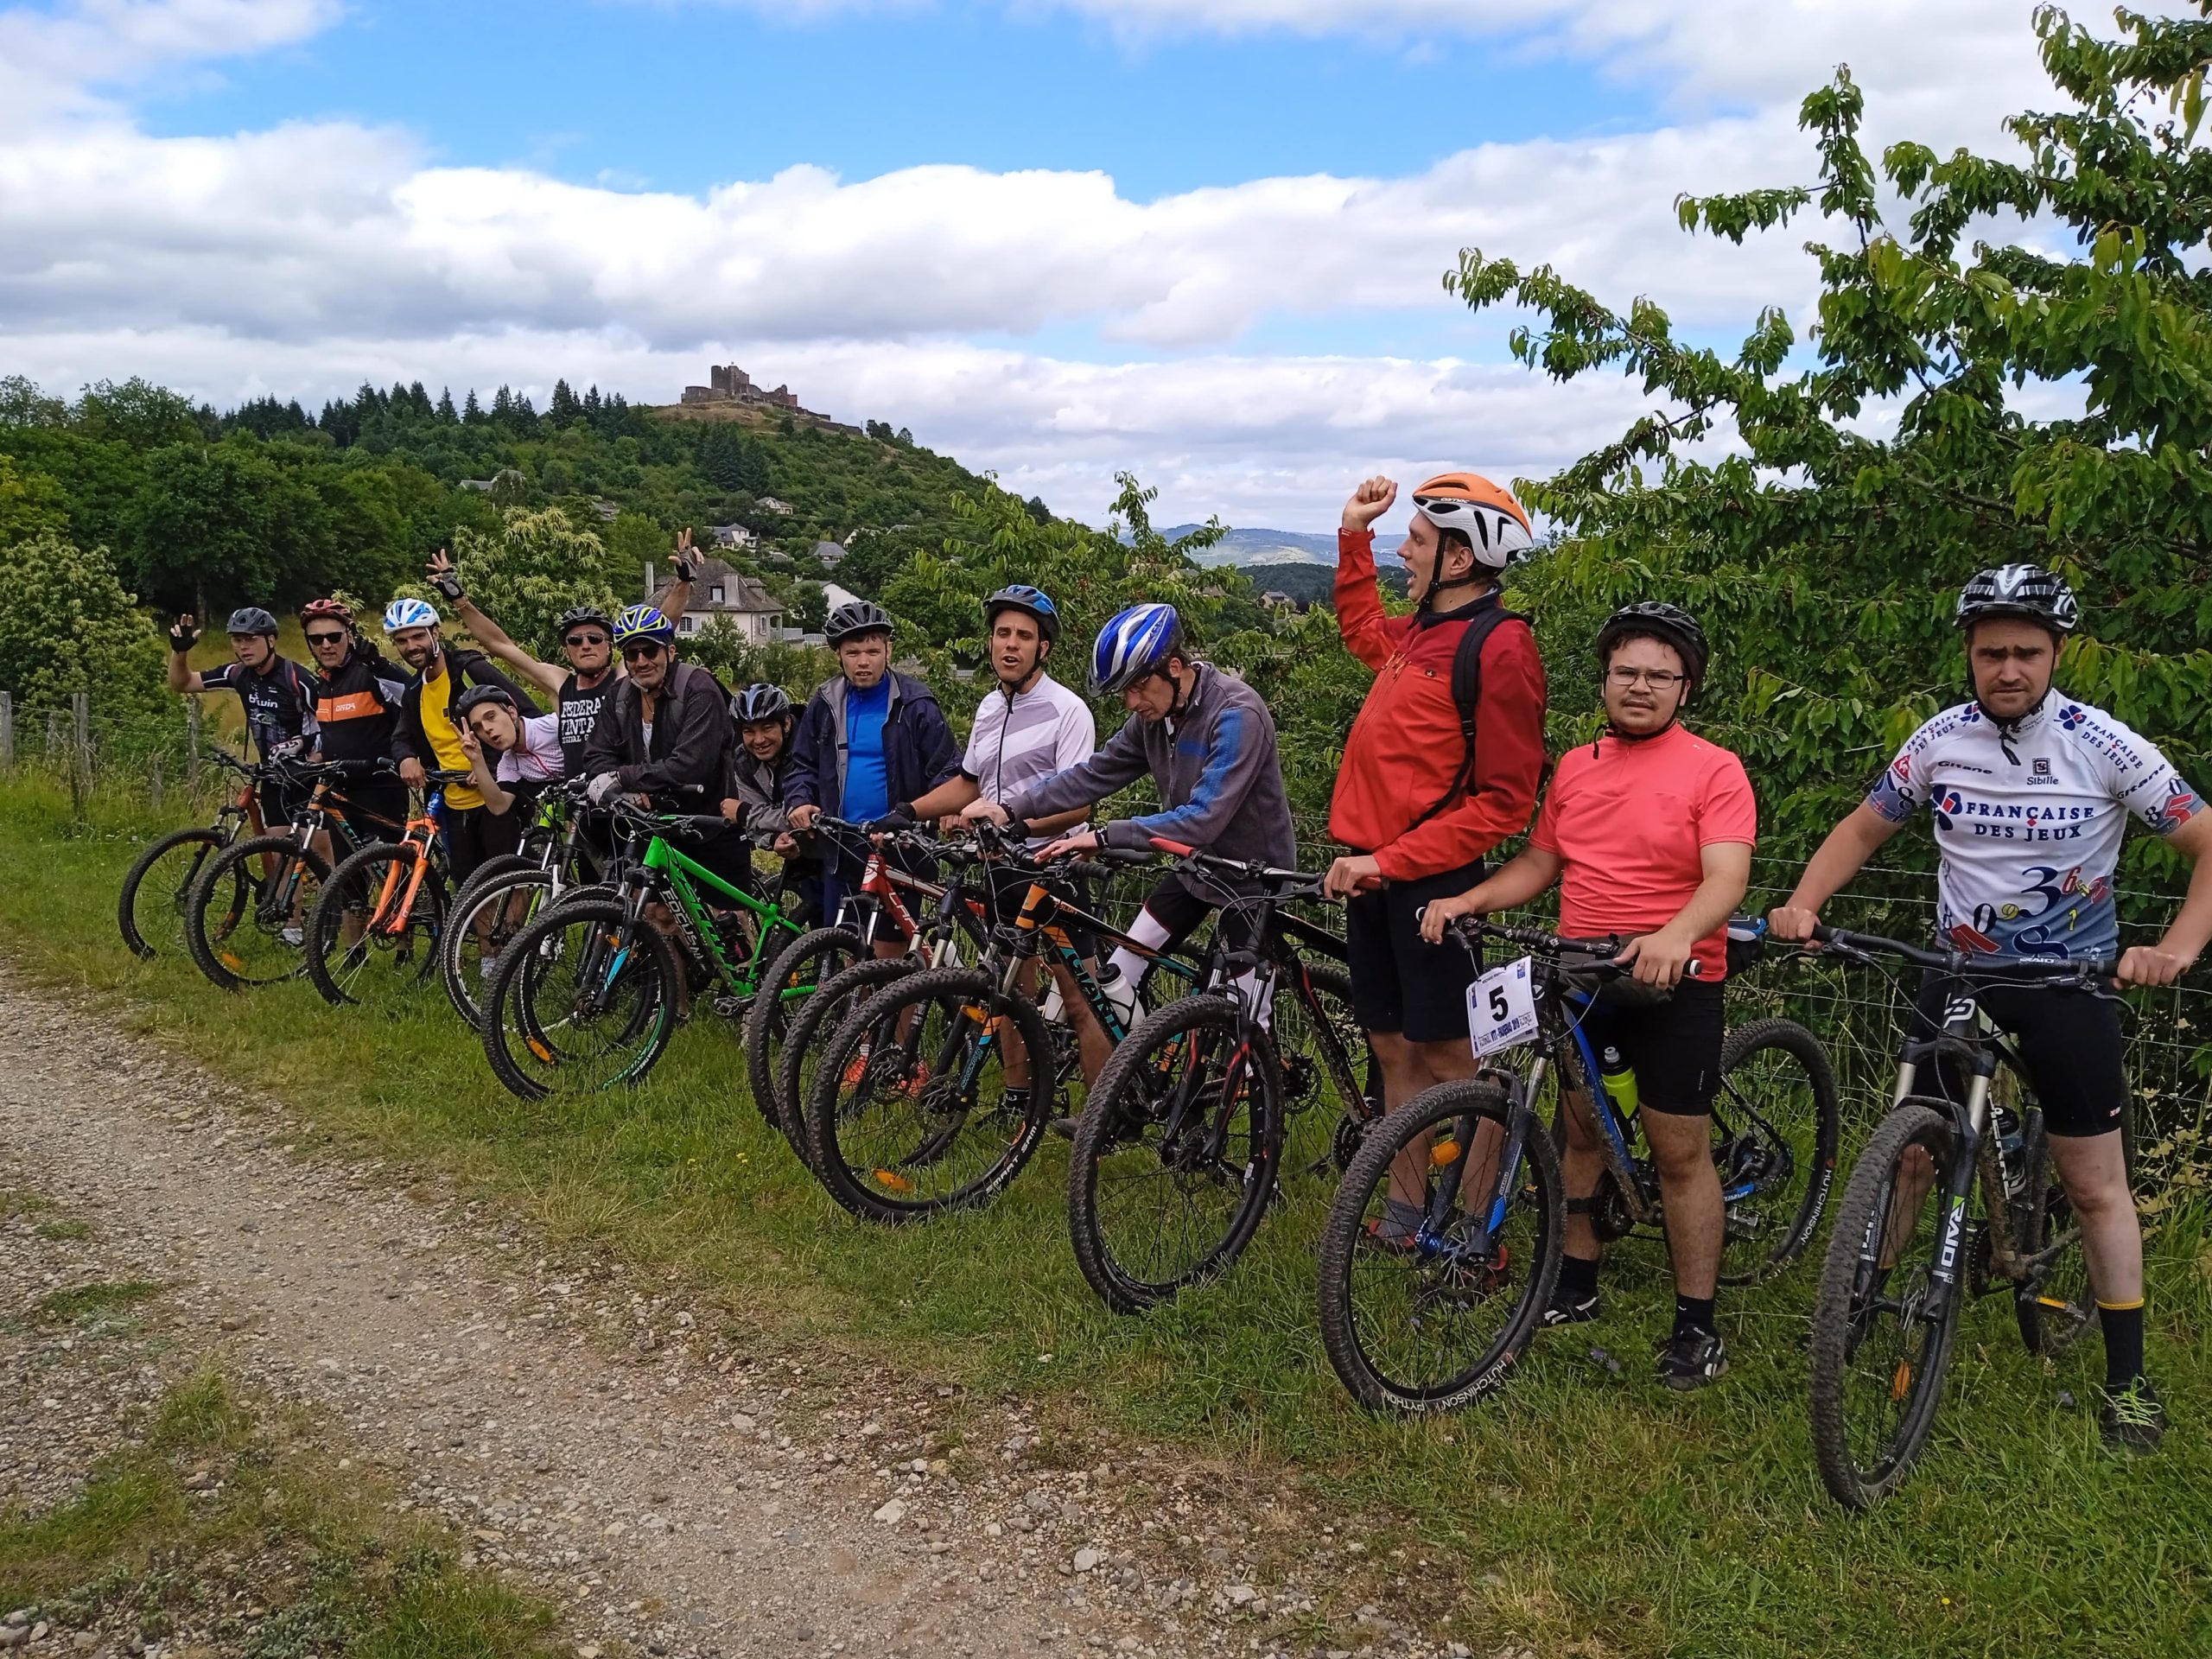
left=2100, top=1301, right=2146, bottom=1390
left=1673, top=1294, right=1716, bottom=1341
left=1556, top=1254, right=1599, bottom=1303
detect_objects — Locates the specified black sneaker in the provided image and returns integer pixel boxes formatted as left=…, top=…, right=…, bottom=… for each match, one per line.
left=2099, top=1378, right=2167, bottom=1453
left=1655, top=1329, right=1729, bottom=1391
left=1541, top=1292, right=1600, bottom=1328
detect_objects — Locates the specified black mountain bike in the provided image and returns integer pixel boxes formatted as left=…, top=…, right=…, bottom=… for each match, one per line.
left=1066, top=840, right=1377, bottom=1314
left=440, top=780, right=606, bottom=1027
left=118, top=750, right=264, bottom=959
left=1806, top=926, right=2113, bottom=1510
left=1317, top=918, right=1836, bottom=1413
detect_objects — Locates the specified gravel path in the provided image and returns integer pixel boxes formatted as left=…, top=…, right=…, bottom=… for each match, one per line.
left=0, top=971, right=1479, bottom=1659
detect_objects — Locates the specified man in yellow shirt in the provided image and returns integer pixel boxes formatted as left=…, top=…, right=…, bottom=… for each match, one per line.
left=385, top=599, right=543, bottom=887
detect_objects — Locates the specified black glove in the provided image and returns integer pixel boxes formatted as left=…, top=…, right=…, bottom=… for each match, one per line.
left=865, top=804, right=918, bottom=836
left=672, top=547, right=704, bottom=583
left=427, top=569, right=463, bottom=601
left=1002, top=818, right=1032, bottom=843
left=168, top=617, right=200, bottom=652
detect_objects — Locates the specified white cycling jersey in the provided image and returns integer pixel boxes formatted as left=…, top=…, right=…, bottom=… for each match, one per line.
left=1866, top=692, right=2202, bottom=958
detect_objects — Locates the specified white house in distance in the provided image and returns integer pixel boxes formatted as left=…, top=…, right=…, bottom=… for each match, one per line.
left=678, top=556, right=785, bottom=644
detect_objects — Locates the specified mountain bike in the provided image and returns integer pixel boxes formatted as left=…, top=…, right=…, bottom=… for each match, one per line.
left=302, top=770, right=474, bottom=1007
left=1805, top=926, right=2114, bottom=1510
left=480, top=799, right=808, bottom=1101
left=182, top=761, right=399, bottom=992
left=801, top=835, right=1204, bottom=1224
left=1065, top=838, right=1379, bottom=1314
left=746, top=818, right=995, bottom=1147
left=1317, top=918, right=1837, bottom=1413
left=439, top=781, right=605, bottom=1027
left=118, top=750, right=264, bottom=959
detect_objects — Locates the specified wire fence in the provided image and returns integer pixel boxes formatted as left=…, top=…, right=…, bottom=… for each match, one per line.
left=6, top=691, right=2208, bottom=1209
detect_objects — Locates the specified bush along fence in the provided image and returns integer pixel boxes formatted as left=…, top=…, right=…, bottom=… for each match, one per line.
left=0, top=690, right=230, bottom=822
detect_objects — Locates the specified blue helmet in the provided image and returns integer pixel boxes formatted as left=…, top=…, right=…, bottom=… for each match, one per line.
left=983, top=583, right=1060, bottom=644
left=383, top=597, right=440, bottom=634
left=613, top=604, right=676, bottom=647
left=1091, top=602, right=1184, bottom=696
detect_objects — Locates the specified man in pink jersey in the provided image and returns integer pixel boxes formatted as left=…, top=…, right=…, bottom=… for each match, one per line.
left=1423, top=602, right=1755, bottom=1389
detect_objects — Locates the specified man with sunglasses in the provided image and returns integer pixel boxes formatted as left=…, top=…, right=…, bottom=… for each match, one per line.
left=425, top=536, right=698, bottom=774
left=299, top=597, right=410, bottom=841
left=1324, top=474, right=1548, bottom=1166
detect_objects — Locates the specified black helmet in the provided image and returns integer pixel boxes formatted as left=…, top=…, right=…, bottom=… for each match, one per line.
left=226, top=606, right=280, bottom=638
left=733, top=683, right=793, bottom=723
left=455, top=683, right=518, bottom=720
left=1955, top=563, right=2078, bottom=636
left=824, top=599, right=894, bottom=645
left=556, top=604, right=614, bottom=637
left=1596, top=601, right=1708, bottom=690
left=982, top=583, right=1061, bottom=644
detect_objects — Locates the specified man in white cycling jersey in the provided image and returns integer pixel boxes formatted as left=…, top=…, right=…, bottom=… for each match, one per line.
left=1770, top=563, right=2212, bottom=1452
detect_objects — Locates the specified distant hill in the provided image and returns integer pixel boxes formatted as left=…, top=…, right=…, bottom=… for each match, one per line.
left=1164, top=524, right=1408, bottom=569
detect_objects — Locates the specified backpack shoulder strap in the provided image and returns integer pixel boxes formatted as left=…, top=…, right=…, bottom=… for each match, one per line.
left=1407, top=603, right=1529, bottom=832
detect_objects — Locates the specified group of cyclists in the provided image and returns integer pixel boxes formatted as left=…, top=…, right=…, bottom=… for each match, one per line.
left=162, top=467, right=2209, bottom=1459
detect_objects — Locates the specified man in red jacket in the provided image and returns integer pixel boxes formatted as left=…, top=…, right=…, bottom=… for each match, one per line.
left=1324, top=473, right=1548, bottom=1179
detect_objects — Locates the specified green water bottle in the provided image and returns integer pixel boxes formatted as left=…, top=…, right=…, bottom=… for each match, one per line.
left=1597, top=1044, right=1639, bottom=1119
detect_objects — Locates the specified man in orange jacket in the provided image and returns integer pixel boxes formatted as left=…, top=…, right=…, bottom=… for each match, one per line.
left=1324, top=474, right=1548, bottom=1223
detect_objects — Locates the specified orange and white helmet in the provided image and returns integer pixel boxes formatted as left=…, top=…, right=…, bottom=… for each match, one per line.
left=1412, top=472, right=1534, bottom=571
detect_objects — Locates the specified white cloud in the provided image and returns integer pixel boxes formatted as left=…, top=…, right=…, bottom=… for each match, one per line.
left=0, top=0, right=339, bottom=133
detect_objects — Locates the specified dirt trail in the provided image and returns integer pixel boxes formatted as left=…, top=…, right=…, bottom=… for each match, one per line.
left=0, top=970, right=1473, bottom=1659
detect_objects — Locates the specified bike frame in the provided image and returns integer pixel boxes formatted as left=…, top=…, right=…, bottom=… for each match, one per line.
left=364, top=790, right=449, bottom=937
left=638, top=832, right=804, bottom=995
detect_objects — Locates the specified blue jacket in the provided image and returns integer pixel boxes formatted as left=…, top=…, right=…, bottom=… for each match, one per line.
left=786, top=669, right=958, bottom=818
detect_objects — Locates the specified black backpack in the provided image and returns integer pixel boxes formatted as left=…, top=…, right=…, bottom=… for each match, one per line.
left=1406, top=597, right=1532, bottom=832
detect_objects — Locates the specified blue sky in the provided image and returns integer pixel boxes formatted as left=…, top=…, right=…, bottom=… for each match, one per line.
left=1, top=0, right=2056, bottom=528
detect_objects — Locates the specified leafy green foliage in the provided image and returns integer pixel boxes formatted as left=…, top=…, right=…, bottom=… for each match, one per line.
left=0, top=531, right=169, bottom=717
left=444, top=507, right=629, bottom=659
left=1446, top=2, right=2212, bottom=893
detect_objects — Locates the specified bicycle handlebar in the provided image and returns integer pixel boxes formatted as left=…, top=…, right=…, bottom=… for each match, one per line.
left=1807, top=925, right=2115, bottom=982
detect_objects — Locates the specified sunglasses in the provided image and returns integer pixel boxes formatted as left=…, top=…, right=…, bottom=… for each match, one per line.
left=305, top=632, right=347, bottom=646
left=620, top=642, right=666, bottom=661
left=564, top=631, right=610, bottom=648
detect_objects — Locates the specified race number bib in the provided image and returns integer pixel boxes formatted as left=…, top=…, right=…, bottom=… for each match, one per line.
left=1467, top=956, right=1537, bottom=1058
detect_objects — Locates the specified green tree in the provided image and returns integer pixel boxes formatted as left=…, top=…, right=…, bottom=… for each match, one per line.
left=75, top=378, right=205, bottom=448
left=0, top=531, right=169, bottom=717
left=446, top=507, right=626, bottom=658
left=0, top=454, right=69, bottom=545
left=1442, top=2, right=2212, bottom=887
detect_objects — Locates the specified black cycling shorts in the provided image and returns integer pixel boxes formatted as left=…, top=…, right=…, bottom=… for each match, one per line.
left=256, top=776, right=311, bottom=830
left=442, top=804, right=525, bottom=889
left=1344, top=858, right=1486, bottom=1044
left=1573, top=977, right=1726, bottom=1116
left=1911, top=973, right=2127, bottom=1139
left=1135, top=874, right=1267, bottom=963
left=984, top=865, right=1097, bottom=958
left=334, top=782, right=410, bottom=844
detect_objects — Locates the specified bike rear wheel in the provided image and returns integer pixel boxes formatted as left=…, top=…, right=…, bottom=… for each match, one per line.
left=186, top=834, right=330, bottom=991
left=1808, top=1101, right=1965, bottom=1510
left=2012, top=1109, right=2098, bottom=1356
left=1317, top=1078, right=1561, bottom=1412
left=305, top=843, right=447, bottom=1007
left=1067, top=995, right=1286, bottom=1313
left=442, top=868, right=593, bottom=1028
left=482, top=899, right=679, bottom=1102
left=1713, top=1017, right=1841, bottom=1283
left=1271, top=962, right=1382, bottom=1173
left=118, top=826, right=226, bottom=959
left=804, top=965, right=1051, bottom=1223
left=743, top=926, right=863, bottom=1137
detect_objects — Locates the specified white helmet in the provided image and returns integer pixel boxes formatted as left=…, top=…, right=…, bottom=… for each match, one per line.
left=383, top=597, right=441, bottom=633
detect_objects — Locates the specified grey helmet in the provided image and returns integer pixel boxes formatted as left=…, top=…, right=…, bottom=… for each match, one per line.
left=1955, top=564, right=2079, bottom=635
left=824, top=599, right=894, bottom=645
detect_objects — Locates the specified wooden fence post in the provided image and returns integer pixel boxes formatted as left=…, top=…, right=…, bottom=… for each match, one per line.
left=46, top=709, right=61, bottom=765
left=186, top=698, right=201, bottom=786
left=644, top=560, right=657, bottom=602
left=149, top=751, right=165, bottom=810
left=0, top=690, right=11, bottom=775
left=69, top=691, right=90, bottom=820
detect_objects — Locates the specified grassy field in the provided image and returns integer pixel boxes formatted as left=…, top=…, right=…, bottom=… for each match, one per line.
left=3, top=776, right=2208, bottom=1659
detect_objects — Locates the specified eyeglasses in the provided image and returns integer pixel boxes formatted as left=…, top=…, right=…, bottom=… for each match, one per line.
left=1606, top=666, right=1686, bottom=690
left=564, top=632, right=609, bottom=648
left=305, top=632, right=347, bottom=646
left=620, top=642, right=666, bottom=662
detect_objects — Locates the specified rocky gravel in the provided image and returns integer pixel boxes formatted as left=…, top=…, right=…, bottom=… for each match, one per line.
left=0, top=968, right=1505, bottom=1659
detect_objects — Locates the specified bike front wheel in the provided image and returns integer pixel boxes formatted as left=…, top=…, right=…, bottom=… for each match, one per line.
left=1713, top=1017, right=1842, bottom=1284
left=305, top=843, right=447, bottom=1007
left=482, top=899, right=679, bottom=1102
left=118, top=826, right=226, bottom=959
left=1808, top=1101, right=1966, bottom=1510
left=804, top=965, right=1051, bottom=1224
left=1317, top=1078, right=1561, bottom=1413
left=743, top=925, right=862, bottom=1137
left=185, top=834, right=330, bottom=991
left=1067, top=995, right=1286, bottom=1313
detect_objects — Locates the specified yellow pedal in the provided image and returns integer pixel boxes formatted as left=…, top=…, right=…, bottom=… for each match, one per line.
left=2034, top=1295, right=2070, bottom=1310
